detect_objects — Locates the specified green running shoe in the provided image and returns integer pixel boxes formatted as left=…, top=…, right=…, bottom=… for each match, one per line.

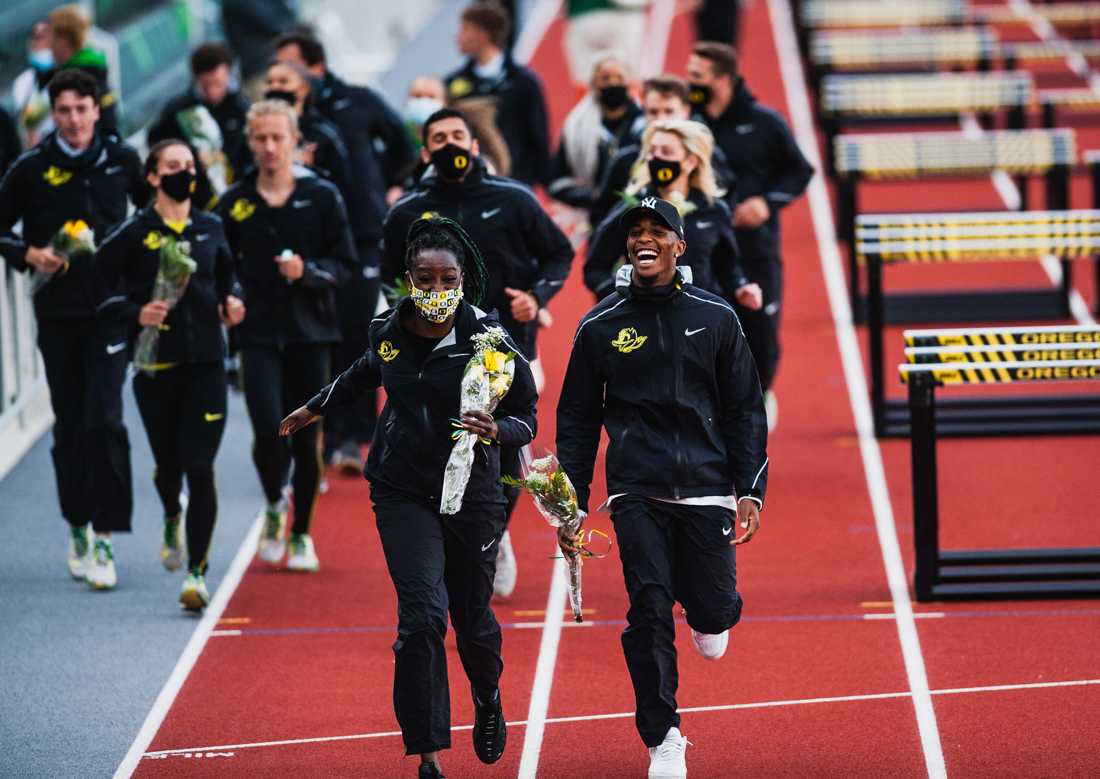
left=161, top=517, right=184, bottom=571
left=287, top=533, right=320, bottom=572
left=86, top=538, right=117, bottom=590
left=179, top=568, right=209, bottom=612
left=257, top=500, right=288, bottom=564
left=68, top=524, right=91, bottom=579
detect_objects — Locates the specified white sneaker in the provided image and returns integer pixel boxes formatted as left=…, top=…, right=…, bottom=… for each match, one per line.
left=160, top=492, right=187, bottom=572
left=493, top=529, right=517, bottom=598
left=287, top=533, right=321, bottom=572
left=86, top=538, right=118, bottom=590
left=764, top=390, right=778, bottom=433
left=179, top=568, right=210, bottom=612
left=690, top=628, right=729, bottom=660
left=257, top=500, right=288, bottom=564
left=648, top=726, right=689, bottom=778
left=68, top=524, right=91, bottom=579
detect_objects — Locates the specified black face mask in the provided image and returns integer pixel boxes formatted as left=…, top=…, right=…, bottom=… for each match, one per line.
left=648, top=158, right=682, bottom=187
left=688, top=83, right=712, bottom=108
left=430, top=143, right=473, bottom=181
left=160, top=169, right=197, bottom=202
left=598, top=84, right=630, bottom=110
left=264, top=89, right=298, bottom=106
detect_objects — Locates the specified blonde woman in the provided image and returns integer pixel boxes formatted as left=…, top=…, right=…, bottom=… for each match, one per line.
left=584, top=117, right=762, bottom=310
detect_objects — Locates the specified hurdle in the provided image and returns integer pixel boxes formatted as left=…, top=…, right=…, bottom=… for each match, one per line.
left=836, top=129, right=1076, bottom=319
left=901, top=356, right=1100, bottom=601
left=857, top=212, right=1100, bottom=436
left=819, top=72, right=1033, bottom=176
left=796, top=0, right=972, bottom=53
left=807, top=27, right=997, bottom=90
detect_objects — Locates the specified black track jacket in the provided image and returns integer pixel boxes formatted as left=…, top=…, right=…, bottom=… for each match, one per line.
left=95, top=206, right=238, bottom=364
left=557, top=271, right=768, bottom=514
left=0, top=130, right=145, bottom=320
left=216, top=167, right=355, bottom=346
left=697, top=80, right=813, bottom=263
left=307, top=299, right=538, bottom=506
left=381, top=161, right=573, bottom=357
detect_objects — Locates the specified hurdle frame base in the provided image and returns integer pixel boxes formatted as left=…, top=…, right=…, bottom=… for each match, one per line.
left=908, top=373, right=1100, bottom=602
left=878, top=394, right=1100, bottom=437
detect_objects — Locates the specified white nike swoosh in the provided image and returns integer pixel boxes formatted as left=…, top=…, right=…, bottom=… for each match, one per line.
left=104, top=165, right=123, bottom=175
left=722, top=525, right=732, bottom=536
left=482, top=208, right=502, bottom=219
left=481, top=539, right=497, bottom=551
left=695, top=221, right=712, bottom=229
left=736, top=124, right=755, bottom=134
left=685, top=327, right=706, bottom=336
left=332, top=98, right=352, bottom=111
left=291, top=200, right=311, bottom=209
left=194, top=233, right=210, bottom=242
left=105, top=342, right=126, bottom=355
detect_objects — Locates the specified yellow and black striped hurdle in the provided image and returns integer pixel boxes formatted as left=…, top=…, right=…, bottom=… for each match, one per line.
left=856, top=211, right=1100, bottom=437
left=832, top=128, right=1076, bottom=302
left=900, top=350, right=1100, bottom=601
left=819, top=72, right=1033, bottom=177
left=904, top=323, right=1100, bottom=347
left=795, top=0, right=972, bottom=53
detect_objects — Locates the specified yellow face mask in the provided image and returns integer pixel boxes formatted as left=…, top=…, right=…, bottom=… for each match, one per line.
left=410, top=286, right=463, bottom=323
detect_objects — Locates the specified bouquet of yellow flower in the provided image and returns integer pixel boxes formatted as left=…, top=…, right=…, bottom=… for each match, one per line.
left=30, top=219, right=95, bottom=296
left=133, top=236, right=197, bottom=375
left=503, top=453, right=589, bottom=622
left=440, top=326, right=516, bottom=515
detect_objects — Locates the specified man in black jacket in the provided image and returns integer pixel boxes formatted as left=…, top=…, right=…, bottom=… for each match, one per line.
left=383, top=107, right=573, bottom=597
left=0, top=69, right=146, bottom=586
left=557, top=197, right=766, bottom=779
left=147, top=43, right=251, bottom=210
left=0, top=106, right=20, bottom=175
left=275, top=31, right=416, bottom=471
left=445, top=2, right=551, bottom=186
left=687, top=42, right=813, bottom=426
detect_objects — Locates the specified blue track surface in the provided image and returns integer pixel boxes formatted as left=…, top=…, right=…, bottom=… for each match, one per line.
left=0, top=384, right=261, bottom=778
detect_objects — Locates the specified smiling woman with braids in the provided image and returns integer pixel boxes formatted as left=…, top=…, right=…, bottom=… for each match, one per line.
left=280, top=217, right=537, bottom=779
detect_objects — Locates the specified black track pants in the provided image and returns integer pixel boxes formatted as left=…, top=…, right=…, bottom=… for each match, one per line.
left=326, top=244, right=381, bottom=455
left=240, top=344, right=330, bottom=534
left=372, top=485, right=506, bottom=755
left=133, top=362, right=227, bottom=572
left=610, top=496, right=743, bottom=747
left=735, top=259, right=782, bottom=392
left=37, top=318, right=132, bottom=532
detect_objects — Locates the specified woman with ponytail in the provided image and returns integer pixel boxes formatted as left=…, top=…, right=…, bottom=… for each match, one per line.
left=280, top=216, right=538, bottom=779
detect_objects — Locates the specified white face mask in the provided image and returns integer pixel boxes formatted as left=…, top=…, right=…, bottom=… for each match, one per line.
left=410, top=286, right=463, bottom=323
left=405, top=96, right=444, bottom=127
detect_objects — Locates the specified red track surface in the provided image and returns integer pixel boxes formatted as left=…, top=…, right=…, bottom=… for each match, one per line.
left=133, top=2, right=1100, bottom=777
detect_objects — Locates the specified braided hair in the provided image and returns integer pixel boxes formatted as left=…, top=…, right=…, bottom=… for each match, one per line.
left=405, top=215, right=490, bottom=307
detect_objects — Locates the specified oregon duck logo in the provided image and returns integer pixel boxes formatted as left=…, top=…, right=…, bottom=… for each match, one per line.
left=143, top=231, right=167, bottom=250
left=378, top=341, right=400, bottom=362
left=420, top=210, right=440, bottom=221
left=611, top=328, right=648, bottom=353
left=449, top=77, right=474, bottom=98
left=228, top=198, right=256, bottom=222
left=44, top=166, right=73, bottom=186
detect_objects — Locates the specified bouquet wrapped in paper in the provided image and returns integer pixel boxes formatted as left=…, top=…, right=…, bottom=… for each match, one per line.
left=440, top=327, right=516, bottom=515
left=176, top=104, right=229, bottom=197
left=30, top=219, right=95, bottom=296
left=133, top=236, right=196, bottom=375
left=502, top=453, right=589, bottom=622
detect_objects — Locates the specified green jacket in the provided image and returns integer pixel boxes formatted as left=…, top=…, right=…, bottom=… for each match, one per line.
left=566, top=0, right=647, bottom=17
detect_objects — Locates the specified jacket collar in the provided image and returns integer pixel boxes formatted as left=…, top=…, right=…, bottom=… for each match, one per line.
left=377, top=298, right=494, bottom=348
left=44, top=130, right=105, bottom=170
left=615, top=265, right=693, bottom=299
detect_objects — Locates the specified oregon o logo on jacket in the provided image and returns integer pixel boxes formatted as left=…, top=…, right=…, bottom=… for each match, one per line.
left=611, top=327, right=647, bottom=353
left=378, top=341, right=400, bottom=362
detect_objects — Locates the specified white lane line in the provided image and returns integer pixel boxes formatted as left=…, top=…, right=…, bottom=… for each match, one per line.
left=114, top=517, right=263, bottom=779
left=516, top=553, right=570, bottom=779
left=143, top=677, right=1100, bottom=757
left=764, top=0, right=948, bottom=777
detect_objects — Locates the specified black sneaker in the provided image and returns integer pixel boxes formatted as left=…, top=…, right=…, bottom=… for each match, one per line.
left=472, top=688, right=506, bottom=764
left=418, top=763, right=445, bottom=779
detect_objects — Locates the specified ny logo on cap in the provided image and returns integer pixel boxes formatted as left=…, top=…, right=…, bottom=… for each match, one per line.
left=641, top=196, right=658, bottom=209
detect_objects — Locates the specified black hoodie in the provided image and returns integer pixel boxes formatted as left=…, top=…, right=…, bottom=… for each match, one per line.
left=0, top=130, right=146, bottom=319
left=307, top=299, right=538, bottom=506
left=557, top=269, right=768, bottom=514
left=381, top=159, right=573, bottom=357
left=696, top=80, right=814, bottom=263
